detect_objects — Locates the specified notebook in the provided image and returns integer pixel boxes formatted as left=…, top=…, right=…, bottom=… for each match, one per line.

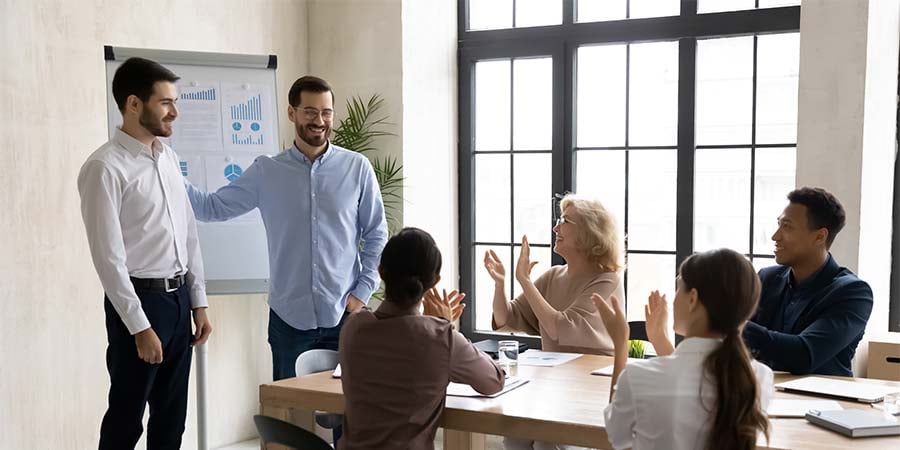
left=446, top=377, right=529, bottom=398
left=473, top=339, right=529, bottom=359
left=805, top=409, right=900, bottom=437
left=590, top=358, right=641, bottom=376
left=775, top=376, right=900, bottom=403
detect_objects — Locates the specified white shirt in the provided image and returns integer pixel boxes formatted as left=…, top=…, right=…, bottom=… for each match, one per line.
left=78, top=128, right=207, bottom=335
left=603, top=337, right=774, bottom=450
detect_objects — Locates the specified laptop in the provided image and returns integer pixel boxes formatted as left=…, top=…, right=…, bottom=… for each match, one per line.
left=775, top=376, right=900, bottom=403
left=473, top=339, right=528, bottom=359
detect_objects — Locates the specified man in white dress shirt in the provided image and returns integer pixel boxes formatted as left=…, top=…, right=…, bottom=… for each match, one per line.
left=78, top=57, right=212, bottom=450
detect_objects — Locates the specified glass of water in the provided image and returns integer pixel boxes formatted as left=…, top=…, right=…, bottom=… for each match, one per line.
left=498, top=340, right=519, bottom=377
left=883, top=392, right=900, bottom=416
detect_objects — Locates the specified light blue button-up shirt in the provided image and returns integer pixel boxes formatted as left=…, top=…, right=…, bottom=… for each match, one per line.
left=185, top=142, right=388, bottom=331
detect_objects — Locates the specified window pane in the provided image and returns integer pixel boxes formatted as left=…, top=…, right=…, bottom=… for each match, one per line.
left=513, top=153, right=553, bottom=245
left=698, top=0, right=754, bottom=14
left=577, top=44, right=626, bottom=147
left=475, top=154, right=511, bottom=243
left=629, top=41, right=679, bottom=146
left=752, top=256, right=777, bottom=273
left=628, top=150, right=677, bottom=251
left=475, top=60, right=511, bottom=151
left=575, top=150, right=626, bottom=229
left=516, top=0, right=562, bottom=27
left=753, top=147, right=796, bottom=255
left=697, top=37, right=753, bottom=145
left=626, top=253, right=676, bottom=322
left=576, top=0, right=626, bottom=22
left=469, top=0, right=512, bottom=30
left=629, top=0, right=680, bottom=19
left=513, top=246, right=553, bottom=300
left=694, top=148, right=751, bottom=253
left=756, top=33, right=799, bottom=144
left=475, top=245, right=513, bottom=331
left=514, top=57, right=553, bottom=151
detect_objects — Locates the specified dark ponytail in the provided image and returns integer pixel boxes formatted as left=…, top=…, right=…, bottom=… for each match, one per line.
left=380, top=228, right=442, bottom=308
left=680, top=249, right=769, bottom=450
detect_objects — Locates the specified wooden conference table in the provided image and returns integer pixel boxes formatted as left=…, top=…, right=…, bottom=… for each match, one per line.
left=258, top=354, right=900, bottom=449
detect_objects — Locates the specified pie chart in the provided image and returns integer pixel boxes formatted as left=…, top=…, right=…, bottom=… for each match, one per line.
left=224, top=163, right=243, bottom=182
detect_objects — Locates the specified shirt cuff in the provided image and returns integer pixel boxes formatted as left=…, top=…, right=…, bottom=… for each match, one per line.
left=190, top=285, right=209, bottom=309
left=349, top=285, right=374, bottom=305
left=123, top=311, right=152, bottom=336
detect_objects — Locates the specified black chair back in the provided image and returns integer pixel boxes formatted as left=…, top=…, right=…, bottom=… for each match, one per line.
left=628, top=321, right=685, bottom=347
left=253, top=415, right=333, bottom=450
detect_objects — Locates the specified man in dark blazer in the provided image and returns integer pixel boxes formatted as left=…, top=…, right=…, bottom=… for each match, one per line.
left=743, top=187, right=873, bottom=377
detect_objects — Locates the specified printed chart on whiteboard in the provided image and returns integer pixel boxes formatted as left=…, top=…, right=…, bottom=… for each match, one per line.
left=168, top=80, right=276, bottom=225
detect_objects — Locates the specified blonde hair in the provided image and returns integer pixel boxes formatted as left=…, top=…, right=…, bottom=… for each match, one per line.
left=559, top=194, right=623, bottom=272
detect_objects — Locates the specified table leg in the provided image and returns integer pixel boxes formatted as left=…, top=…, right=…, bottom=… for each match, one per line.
left=258, top=402, right=315, bottom=450
left=443, top=429, right=486, bottom=450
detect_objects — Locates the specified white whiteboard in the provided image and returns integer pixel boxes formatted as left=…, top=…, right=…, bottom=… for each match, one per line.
left=104, top=46, right=278, bottom=294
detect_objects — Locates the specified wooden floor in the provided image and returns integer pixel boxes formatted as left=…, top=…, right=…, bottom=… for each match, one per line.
left=215, top=430, right=512, bottom=450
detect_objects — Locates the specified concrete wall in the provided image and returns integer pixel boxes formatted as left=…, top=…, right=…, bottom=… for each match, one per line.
left=0, top=0, right=308, bottom=448
left=308, top=0, right=405, bottom=231
left=796, top=0, right=900, bottom=374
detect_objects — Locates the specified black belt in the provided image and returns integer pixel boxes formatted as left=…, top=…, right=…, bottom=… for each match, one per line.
left=130, top=273, right=187, bottom=292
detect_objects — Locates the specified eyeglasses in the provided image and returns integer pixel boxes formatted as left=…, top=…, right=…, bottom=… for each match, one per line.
left=294, top=106, right=334, bottom=121
left=555, top=216, right=577, bottom=226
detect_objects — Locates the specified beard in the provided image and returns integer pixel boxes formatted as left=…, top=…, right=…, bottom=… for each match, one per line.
left=139, top=108, right=173, bottom=137
left=296, top=122, right=330, bottom=147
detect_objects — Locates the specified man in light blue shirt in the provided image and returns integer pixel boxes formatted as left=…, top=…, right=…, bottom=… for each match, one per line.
left=185, top=76, right=387, bottom=381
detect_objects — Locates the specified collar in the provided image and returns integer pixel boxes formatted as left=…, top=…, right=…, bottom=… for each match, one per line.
left=673, top=337, right=723, bottom=355
left=374, top=300, right=422, bottom=319
left=114, top=128, right=164, bottom=159
left=289, top=141, right=335, bottom=166
left=784, top=253, right=840, bottom=291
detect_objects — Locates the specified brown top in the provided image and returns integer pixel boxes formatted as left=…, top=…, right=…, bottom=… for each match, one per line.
left=338, top=301, right=505, bottom=450
left=494, top=266, right=624, bottom=355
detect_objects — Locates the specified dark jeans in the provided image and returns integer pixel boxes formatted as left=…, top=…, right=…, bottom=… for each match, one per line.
left=268, top=308, right=347, bottom=443
left=99, top=284, right=192, bottom=450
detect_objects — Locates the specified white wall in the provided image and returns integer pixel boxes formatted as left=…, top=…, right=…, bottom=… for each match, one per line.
left=796, top=0, right=900, bottom=373
left=308, top=0, right=405, bottom=231
left=0, top=0, right=308, bottom=448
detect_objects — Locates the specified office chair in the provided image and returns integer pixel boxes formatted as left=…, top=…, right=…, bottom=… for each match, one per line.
left=294, top=349, right=344, bottom=436
left=253, top=414, right=333, bottom=450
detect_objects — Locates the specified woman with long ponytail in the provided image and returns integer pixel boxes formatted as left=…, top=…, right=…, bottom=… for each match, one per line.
left=594, top=248, right=772, bottom=450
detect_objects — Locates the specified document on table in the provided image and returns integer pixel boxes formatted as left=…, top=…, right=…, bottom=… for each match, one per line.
left=591, top=358, right=642, bottom=376
left=767, top=399, right=844, bottom=418
left=518, top=350, right=583, bottom=367
left=447, top=377, right=529, bottom=398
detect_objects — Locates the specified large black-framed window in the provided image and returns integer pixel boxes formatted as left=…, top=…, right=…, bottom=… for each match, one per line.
left=459, top=0, right=801, bottom=345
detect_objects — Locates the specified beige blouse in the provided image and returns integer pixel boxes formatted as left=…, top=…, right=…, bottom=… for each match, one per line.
left=339, top=301, right=505, bottom=450
left=493, top=265, right=625, bottom=355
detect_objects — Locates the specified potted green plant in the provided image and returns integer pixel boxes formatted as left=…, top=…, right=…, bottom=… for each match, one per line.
left=332, top=94, right=404, bottom=235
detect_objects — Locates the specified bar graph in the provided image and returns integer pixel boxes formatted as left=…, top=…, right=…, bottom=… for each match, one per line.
left=181, top=88, right=217, bottom=101
left=230, top=94, right=263, bottom=121
left=232, top=134, right=264, bottom=145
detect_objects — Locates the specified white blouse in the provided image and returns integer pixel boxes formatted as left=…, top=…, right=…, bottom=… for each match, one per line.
left=603, top=337, right=774, bottom=450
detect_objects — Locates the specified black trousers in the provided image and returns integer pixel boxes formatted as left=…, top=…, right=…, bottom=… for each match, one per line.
left=99, top=283, right=192, bottom=450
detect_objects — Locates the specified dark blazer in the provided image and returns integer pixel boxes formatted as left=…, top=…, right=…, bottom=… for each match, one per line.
left=743, top=254, right=873, bottom=376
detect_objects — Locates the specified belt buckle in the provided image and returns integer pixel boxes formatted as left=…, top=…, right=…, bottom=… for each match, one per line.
left=164, top=276, right=178, bottom=293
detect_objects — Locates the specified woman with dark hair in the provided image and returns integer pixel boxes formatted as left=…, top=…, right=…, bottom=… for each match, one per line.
left=339, top=227, right=505, bottom=450
left=596, top=248, right=773, bottom=450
